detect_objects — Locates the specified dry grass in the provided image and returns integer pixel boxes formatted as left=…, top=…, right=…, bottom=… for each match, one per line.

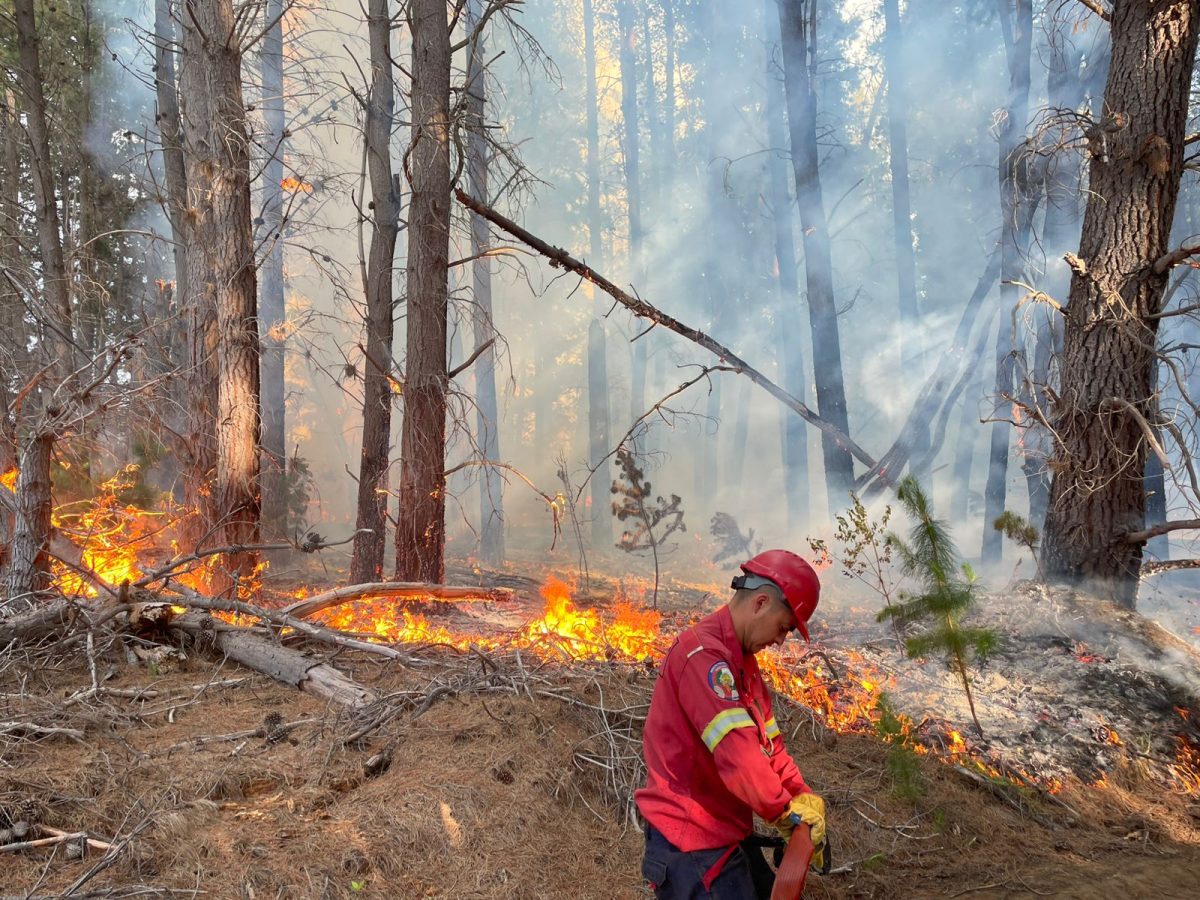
left=1, top=628, right=1199, bottom=898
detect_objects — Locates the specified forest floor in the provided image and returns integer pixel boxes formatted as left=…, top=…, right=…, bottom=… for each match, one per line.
left=2, top=566, right=1200, bottom=898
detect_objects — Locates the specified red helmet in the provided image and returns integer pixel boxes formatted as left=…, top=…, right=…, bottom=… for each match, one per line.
left=736, top=549, right=821, bottom=642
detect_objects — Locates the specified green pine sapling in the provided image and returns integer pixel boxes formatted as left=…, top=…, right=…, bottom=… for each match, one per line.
left=993, top=510, right=1042, bottom=580
left=878, top=476, right=996, bottom=736
left=611, top=447, right=686, bottom=608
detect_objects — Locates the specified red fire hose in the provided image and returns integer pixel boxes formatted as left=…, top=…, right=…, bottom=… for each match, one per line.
left=770, top=823, right=815, bottom=900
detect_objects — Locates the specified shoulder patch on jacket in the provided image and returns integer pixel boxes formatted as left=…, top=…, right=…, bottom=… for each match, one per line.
left=707, top=661, right=740, bottom=701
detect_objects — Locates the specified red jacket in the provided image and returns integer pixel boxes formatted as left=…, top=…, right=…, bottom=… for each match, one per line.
left=635, top=606, right=811, bottom=851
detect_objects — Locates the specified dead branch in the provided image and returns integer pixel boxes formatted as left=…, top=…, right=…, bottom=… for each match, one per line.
left=453, top=189, right=878, bottom=470
left=1153, top=241, right=1200, bottom=276
left=1140, top=558, right=1200, bottom=578
left=1123, top=518, right=1200, bottom=544
left=0, top=720, right=86, bottom=741
left=447, top=337, right=496, bottom=380
left=0, top=831, right=87, bottom=853
left=166, top=590, right=427, bottom=669
left=36, top=825, right=113, bottom=853
left=281, top=581, right=514, bottom=619
left=134, top=530, right=368, bottom=586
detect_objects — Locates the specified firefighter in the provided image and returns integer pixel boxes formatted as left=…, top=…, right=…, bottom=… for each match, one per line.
left=636, top=549, right=828, bottom=899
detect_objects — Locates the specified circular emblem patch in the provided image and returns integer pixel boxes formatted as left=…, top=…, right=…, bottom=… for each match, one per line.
left=707, top=662, right=739, bottom=701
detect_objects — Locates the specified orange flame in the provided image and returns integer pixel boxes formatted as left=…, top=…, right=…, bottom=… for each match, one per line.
left=281, top=176, right=314, bottom=193
left=1, top=468, right=16, bottom=492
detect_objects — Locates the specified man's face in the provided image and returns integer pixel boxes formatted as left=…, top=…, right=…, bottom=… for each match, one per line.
left=746, top=592, right=799, bottom=654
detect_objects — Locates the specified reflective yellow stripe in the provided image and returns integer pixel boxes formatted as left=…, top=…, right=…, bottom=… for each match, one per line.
left=765, top=717, right=781, bottom=740
left=701, top=708, right=755, bottom=752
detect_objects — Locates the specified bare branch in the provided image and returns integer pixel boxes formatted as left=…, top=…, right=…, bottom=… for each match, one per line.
left=1124, top=519, right=1200, bottom=544
left=1072, top=0, right=1110, bottom=22
left=453, top=189, right=878, bottom=470
left=1153, top=242, right=1200, bottom=276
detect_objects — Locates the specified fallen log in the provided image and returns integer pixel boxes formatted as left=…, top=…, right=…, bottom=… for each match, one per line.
left=0, top=599, right=77, bottom=646
left=173, top=613, right=377, bottom=709
left=282, top=581, right=514, bottom=620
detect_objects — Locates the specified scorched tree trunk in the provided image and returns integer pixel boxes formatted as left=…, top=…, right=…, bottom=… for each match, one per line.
left=395, top=0, right=451, bottom=582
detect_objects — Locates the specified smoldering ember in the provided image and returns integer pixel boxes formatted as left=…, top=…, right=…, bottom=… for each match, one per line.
left=3, top=1, right=1200, bottom=898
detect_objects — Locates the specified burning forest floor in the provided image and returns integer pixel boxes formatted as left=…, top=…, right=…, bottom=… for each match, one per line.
left=2, top=568, right=1200, bottom=898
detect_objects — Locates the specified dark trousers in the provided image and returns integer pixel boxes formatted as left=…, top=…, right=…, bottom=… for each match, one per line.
left=641, top=824, right=775, bottom=899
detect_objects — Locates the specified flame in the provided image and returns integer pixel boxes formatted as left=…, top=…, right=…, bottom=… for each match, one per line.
left=281, top=176, right=314, bottom=193
left=811, top=548, right=834, bottom=572
left=1, top=467, right=16, bottom=491
left=51, top=467, right=157, bottom=596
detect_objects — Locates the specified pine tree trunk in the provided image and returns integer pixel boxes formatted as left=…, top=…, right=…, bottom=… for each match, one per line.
left=777, top=0, right=854, bottom=509
left=982, top=0, right=1034, bottom=565
left=5, top=432, right=54, bottom=603
left=1041, top=0, right=1200, bottom=608
left=466, top=0, right=504, bottom=567
left=153, top=0, right=189, bottom=307
left=583, top=0, right=611, bottom=551
left=260, top=0, right=288, bottom=536
left=180, top=0, right=261, bottom=590
left=14, top=0, right=73, bottom=368
left=395, top=0, right=451, bottom=582
left=883, top=0, right=919, bottom=368
left=351, top=0, right=400, bottom=583
left=618, top=0, right=646, bottom=454
left=765, top=0, right=810, bottom=531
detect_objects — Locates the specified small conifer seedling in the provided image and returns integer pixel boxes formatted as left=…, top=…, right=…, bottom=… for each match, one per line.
left=878, top=476, right=996, bottom=736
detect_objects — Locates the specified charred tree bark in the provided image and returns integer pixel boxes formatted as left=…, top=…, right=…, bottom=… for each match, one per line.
left=259, top=0, right=288, bottom=536
left=351, top=0, right=400, bottom=583
left=778, top=0, right=854, bottom=508
left=8, top=0, right=73, bottom=599
left=395, top=0, right=451, bottom=582
left=1041, top=0, right=1200, bottom=608
left=180, top=0, right=261, bottom=590
left=466, top=0, right=504, bottom=567
left=583, top=0, right=611, bottom=551
left=5, top=433, right=54, bottom=602
left=982, top=0, right=1034, bottom=565
left=765, top=0, right=810, bottom=531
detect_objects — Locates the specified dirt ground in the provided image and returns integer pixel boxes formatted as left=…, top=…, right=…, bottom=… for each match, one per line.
left=3, top=634, right=1200, bottom=900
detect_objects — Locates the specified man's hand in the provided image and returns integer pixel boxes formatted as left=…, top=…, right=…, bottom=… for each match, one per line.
left=772, top=792, right=826, bottom=846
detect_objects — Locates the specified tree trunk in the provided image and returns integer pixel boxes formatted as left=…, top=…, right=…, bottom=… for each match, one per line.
left=882, top=0, right=919, bottom=368
left=466, top=0, right=504, bottom=567
left=351, top=0, right=401, bottom=583
left=395, top=0, right=451, bottom=582
left=765, top=0, right=810, bottom=531
left=583, top=0, right=611, bottom=551
left=982, top=0, right=1034, bottom=564
left=179, top=0, right=262, bottom=591
left=1041, top=0, right=1200, bottom=607
left=259, top=0, right=288, bottom=536
left=154, top=0, right=189, bottom=308
left=14, top=0, right=73, bottom=368
left=5, top=433, right=54, bottom=602
left=618, top=0, right=646, bottom=454
left=777, top=0, right=854, bottom=509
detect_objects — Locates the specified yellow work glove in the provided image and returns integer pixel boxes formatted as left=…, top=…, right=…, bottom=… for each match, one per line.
left=772, top=792, right=827, bottom=848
